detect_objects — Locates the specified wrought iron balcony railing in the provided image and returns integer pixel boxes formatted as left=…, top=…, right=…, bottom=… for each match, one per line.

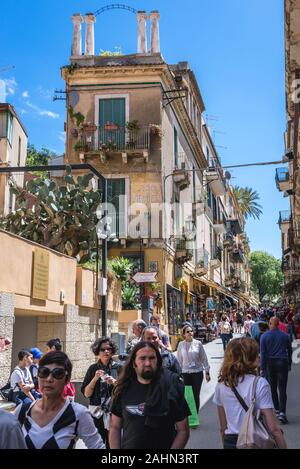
left=195, top=248, right=209, bottom=270
left=278, top=210, right=291, bottom=225
left=74, top=125, right=150, bottom=153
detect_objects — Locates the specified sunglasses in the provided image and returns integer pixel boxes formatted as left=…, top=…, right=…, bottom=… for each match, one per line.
left=185, top=330, right=193, bottom=334
left=38, top=366, right=68, bottom=380
left=100, top=347, right=113, bottom=352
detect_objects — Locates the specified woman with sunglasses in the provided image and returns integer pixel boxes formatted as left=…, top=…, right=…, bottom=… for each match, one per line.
left=14, top=351, right=105, bottom=449
left=81, top=337, right=122, bottom=447
left=177, top=324, right=211, bottom=414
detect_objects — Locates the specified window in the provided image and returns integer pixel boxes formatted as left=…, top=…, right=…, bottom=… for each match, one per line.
left=107, top=178, right=126, bottom=238
left=192, top=165, right=196, bottom=203
left=17, top=137, right=21, bottom=166
left=7, top=112, right=13, bottom=145
left=174, top=127, right=178, bottom=168
left=207, top=187, right=212, bottom=209
left=99, top=98, right=126, bottom=147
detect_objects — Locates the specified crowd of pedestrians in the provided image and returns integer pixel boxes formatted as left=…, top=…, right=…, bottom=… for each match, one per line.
left=0, top=304, right=298, bottom=449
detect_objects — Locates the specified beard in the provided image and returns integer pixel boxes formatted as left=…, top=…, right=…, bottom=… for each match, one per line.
left=141, top=369, right=156, bottom=380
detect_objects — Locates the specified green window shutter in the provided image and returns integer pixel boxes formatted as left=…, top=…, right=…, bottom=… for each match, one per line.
left=99, top=98, right=126, bottom=147
left=99, top=98, right=125, bottom=127
left=107, top=179, right=126, bottom=237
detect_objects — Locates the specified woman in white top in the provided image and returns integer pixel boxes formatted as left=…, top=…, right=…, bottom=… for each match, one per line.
left=213, top=337, right=287, bottom=449
left=177, top=324, right=210, bottom=413
left=14, top=351, right=105, bottom=449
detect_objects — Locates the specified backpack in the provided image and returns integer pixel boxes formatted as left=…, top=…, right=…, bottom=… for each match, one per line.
left=0, top=381, right=15, bottom=402
left=220, top=321, right=231, bottom=335
left=232, top=377, right=278, bottom=449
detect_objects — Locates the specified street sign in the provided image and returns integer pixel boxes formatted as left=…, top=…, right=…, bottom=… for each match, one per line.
left=132, top=272, right=158, bottom=283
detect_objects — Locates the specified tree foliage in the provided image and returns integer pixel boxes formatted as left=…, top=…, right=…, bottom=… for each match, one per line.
left=249, top=251, right=284, bottom=302
left=26, top=144, right=56, bottom=166
left=0, top=167, right=100, bottom=262
left=233, top=186, right=263, bottom=220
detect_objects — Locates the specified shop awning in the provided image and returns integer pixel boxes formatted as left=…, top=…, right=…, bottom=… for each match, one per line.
left=194, top=277, right=239, bottom=303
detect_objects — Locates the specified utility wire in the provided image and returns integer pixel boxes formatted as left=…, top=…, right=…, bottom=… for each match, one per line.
left=222, top=160, right=284, bottom=169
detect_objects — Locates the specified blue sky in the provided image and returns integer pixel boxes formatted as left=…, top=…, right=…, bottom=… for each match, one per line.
left=0, top=0, right=287, bottom=258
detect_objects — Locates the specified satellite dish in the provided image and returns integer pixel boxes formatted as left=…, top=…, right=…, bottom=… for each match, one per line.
left=224, top=171, right=231, bottom=180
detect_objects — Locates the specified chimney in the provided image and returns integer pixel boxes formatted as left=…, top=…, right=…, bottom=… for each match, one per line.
left=85, top=13, right=96, bottom=56
left=149, top=11, right=160, bottom=53
left=71, top=14, right=83, bottom=57
left=137, top=11, right=147, bottom=54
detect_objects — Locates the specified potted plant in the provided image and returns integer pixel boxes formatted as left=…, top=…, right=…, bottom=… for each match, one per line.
left=126, top=120, right=140, bottom=149
left=121, top=284, right=141, bottom=310
left=149, top=124, right=164, bottom=138
left=104, top=121, right=119, bottom=131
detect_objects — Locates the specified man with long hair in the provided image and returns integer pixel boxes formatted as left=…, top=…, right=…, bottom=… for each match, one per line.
left=109, top=342, right=190, bottom=449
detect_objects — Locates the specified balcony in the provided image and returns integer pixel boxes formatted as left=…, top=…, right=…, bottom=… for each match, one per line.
left=73, top=125, right=150, bottom=163
left=231, top=244, right=245, bottom=263
left=278, top=210, right=291, bottom=233
left=174, top=238, right=193, bottom=264
left=173, top=156, right=191, bottom=191
left=275, top=167, right=292, bottom=192
left=289, top=229, right=300, bottom=251
left=227, top=218, right=243, bottom=236
left=213, top=215, right=227, bottom=235
left=223, top=231, right=234, bottom=249
left=282, top=259, right=300, bottom=277
left=205, top=166, right=226, bottom=196
left=211, top=246, right=222, bottom=269
left=195, top=248, right=209, bottom=276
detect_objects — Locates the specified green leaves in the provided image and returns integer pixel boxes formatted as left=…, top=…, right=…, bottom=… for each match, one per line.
left=0, top=169, right=101, bottom=263
left=110, top=257, right=134, bottom=282
left=233, top=186, right=263, bottom=220
left=121, top=284, right=140, bottom=310
left=249, top=251, right=284, bottom=302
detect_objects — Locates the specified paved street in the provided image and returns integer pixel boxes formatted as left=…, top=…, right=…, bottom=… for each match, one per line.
left=77, top=336, right=300, bottom=449
left=186, top=337, right=300, bottom=449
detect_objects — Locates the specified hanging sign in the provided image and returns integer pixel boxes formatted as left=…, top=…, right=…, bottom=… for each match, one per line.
left=132, top=272, right=157, bottom=283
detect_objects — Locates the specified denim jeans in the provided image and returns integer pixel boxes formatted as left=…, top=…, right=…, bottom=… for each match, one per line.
left=288, top=324, right=297, bottom=342
left=266, top=358, right=289, bottom=414
left=223, top=434, right=238, bottom=449
left=220, top=333, right=231, bottom=351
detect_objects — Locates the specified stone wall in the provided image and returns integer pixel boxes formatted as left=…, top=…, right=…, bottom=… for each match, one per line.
left=0, top=292, right=15, bottom=385
left=37, top=305, right=119, bottom=382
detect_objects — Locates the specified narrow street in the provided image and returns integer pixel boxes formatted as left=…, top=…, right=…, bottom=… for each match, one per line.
left=186, top=337, right=300, bottom=449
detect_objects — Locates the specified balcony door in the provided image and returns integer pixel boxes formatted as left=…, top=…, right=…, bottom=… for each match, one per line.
left=99, top=98, right=126, bottom=148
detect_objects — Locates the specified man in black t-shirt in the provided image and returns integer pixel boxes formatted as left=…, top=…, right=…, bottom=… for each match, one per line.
left=109, top=342, right=190, bottom=449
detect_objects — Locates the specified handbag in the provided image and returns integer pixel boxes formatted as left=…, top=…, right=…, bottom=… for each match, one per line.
left=232, top=377, right=278, bottom=449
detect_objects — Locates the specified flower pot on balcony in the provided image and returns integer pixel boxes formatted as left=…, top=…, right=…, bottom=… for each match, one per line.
left=71, top=128, right=78, bottom=137
left=104, top=123, right=119, bottom=131
left=83, top=123, right=97, bottom=132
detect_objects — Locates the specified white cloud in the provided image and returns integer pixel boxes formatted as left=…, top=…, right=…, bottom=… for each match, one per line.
left=0, top=77, right=17, bottom=102
left=25, top=100, right=59, bottom=119
left=22, top=90, right=29, bottom=98
left=37, top=85, right=53, bottom=100
left=59, top=131, right=66, bottom=143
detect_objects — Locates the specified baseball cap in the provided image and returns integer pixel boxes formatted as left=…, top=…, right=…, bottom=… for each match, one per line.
left=30, top=347, right=43, bottom=359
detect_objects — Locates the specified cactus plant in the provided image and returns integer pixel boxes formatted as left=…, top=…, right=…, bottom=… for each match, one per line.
left=0, top=166, right=100, bottom=262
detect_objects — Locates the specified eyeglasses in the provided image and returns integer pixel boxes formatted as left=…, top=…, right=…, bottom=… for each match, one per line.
left=185, top=330, right=193, bottom=334
left=38, top=366, right=68, bottom=380
left=100, top=347, right=113, bottom=352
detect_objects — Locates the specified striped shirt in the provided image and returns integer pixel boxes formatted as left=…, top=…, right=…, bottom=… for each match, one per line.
left=14, top=399, right=105, bottom=449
